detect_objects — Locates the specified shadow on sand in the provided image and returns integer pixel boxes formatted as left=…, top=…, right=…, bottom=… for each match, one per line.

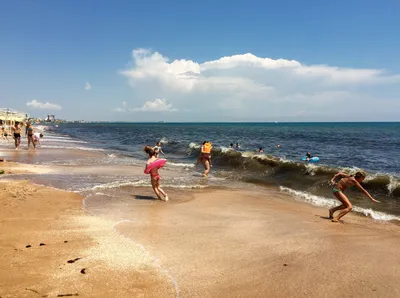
left=134, top=195, right=157, bottom=200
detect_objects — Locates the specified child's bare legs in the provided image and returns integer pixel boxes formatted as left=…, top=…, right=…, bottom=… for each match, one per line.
left=330, top=192, right=353, bottom=222
left=151, top=178, right=168, bottom=201
left=201, top=159, right=210, bottom=176
left=157, top=179, right=168, bottom=201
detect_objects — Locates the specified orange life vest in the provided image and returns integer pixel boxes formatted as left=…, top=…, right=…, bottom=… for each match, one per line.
left=201, top=142, right=212, bottom=154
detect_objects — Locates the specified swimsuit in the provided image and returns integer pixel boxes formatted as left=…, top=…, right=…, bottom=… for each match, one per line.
left=151, top=174, right=160, bottom=181
left=14, top=133, right=21, bottom=139
left=332, top=187, right=341, bottom=193
left=201, top=153, right=211, bottom=162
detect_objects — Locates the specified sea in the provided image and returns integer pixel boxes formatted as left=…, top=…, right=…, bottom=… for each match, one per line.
left=2, top=122, right=400, bottom=222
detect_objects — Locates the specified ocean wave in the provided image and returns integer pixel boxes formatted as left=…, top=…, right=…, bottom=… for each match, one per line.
left=201, top=146, right=400, bottom=197
left=280, top=186, right=400, bottom=222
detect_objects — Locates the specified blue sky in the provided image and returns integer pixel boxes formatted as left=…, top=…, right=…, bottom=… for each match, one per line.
left=1, top=0, right=399, bottom=121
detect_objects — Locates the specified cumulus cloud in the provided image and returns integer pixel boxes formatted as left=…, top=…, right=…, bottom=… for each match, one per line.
left=26, top=100, right=62, bottom=110
left=114, top=99, right=177, bottom=113
left=131, top=99, right=177, bottom=112
left=119, top=49, right=400, bottom=121
left=85, top=82, right=92, bottom=90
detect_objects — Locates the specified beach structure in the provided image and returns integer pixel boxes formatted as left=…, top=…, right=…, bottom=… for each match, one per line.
left=0, top=108, right=28, bottom=134
left=46, top=114, right=55, bottom=122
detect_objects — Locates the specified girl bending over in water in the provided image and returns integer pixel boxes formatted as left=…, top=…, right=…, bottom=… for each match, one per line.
left=144, top=146, right=169, bottom=202
left=329, top=171, right=379, bottom=222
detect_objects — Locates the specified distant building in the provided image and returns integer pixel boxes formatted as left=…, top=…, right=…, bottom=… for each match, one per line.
left=46, top=114, right=55, bottom=122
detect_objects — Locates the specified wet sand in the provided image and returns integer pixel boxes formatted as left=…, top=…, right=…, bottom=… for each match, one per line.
left=115, top=188, right=400, bottom=298
left=0, top=147, right=105, bottom=164
left=1, top=161, right=400, bottom=297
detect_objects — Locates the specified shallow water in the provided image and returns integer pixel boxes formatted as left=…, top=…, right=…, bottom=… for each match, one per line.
left=1, top=122, right=399, bottom=221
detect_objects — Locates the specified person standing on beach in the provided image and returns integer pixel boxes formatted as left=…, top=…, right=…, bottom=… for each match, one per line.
left=197, top=141, right=212, bottom=177
left=11, top=123, right=21, bottom=149
left=24, top=121, right=30, bottom=137
left=26, top=123, right=35, bottom=150
left=144, top=146, right=169, bottom=201
left=329, top=171, right=379, bottom=222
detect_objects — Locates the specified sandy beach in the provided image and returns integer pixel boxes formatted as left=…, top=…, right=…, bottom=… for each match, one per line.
left=1, top=159, right=400, bottom=297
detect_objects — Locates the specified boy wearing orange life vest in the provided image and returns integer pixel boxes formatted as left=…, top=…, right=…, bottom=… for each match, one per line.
left=197, top=141, right=212, bottom=176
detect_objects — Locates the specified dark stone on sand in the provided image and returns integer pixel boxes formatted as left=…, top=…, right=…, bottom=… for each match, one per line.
left=25, top=288, right=40, bottom=294
left=80, top=268, right=86, bottom=274
left=67, top=258, right=81, bottom=264
left=283, top=263, right=288, bottom=266
left=26, top=245, right=31, bottom=248
left=64, top=240, right=68, bottom=243
left=57, top=294, right=79, bottom=297
left=39, top=243, right=46, bottom=246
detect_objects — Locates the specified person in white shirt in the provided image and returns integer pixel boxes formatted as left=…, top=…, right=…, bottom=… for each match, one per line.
left=33, top=132, right=43, bottom=149
left=153, top=141, right=165, bottom=157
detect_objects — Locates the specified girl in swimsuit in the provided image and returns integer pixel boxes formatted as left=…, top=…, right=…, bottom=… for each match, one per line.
left=144, top=146, right=169, bottom=202
left=329, top=171, right=379, bottom=222
left=26, top=123, right=35, bottom=150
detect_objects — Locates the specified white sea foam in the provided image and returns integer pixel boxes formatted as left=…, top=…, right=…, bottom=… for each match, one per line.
left=92, top=180, right=148, bottom=190
left=167, top=162, right=195, bottom=168
left=88, top=179, right=208, bottom=191
left=388, top=176, right=400, bottom=194
left=41, top=145, right=105, bottom=152
left=280, top=186, right=400, bottom=222
left=188, top=142, right=200, bottom=149
left=218, top=146, right=233, bottom=153
left=46, top=138, right=88, bottom=144
left=159, top=137, right=169, bottom=144
left=304, top=163, right=318, bottom=176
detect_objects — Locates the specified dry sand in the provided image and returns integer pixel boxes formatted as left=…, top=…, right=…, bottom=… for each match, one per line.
left=1, top=162, right=400, bottom=297
left=0, top=178, right=176, bottom=297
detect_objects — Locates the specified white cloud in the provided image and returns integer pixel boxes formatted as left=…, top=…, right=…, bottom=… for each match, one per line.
left=114, top=99, right=177, bottom=113
left=118, top=49, right=400, bottom=121
left=131, top=98, right=177, bottom=112
left=85, top=82, right=92, bottom=90
left=113, top=101, right=128, bottom=112
left=26, top=100, right=62, bottom=110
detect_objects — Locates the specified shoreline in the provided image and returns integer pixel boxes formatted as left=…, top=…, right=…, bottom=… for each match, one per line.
left=1, top=157, right=400, bottom=296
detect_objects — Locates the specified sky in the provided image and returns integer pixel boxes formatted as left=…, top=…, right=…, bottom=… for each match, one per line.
left=1, top=0, right=399, bottom=122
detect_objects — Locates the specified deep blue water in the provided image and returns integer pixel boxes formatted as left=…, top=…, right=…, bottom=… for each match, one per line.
left=56, top=122, right=400, bottom=175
